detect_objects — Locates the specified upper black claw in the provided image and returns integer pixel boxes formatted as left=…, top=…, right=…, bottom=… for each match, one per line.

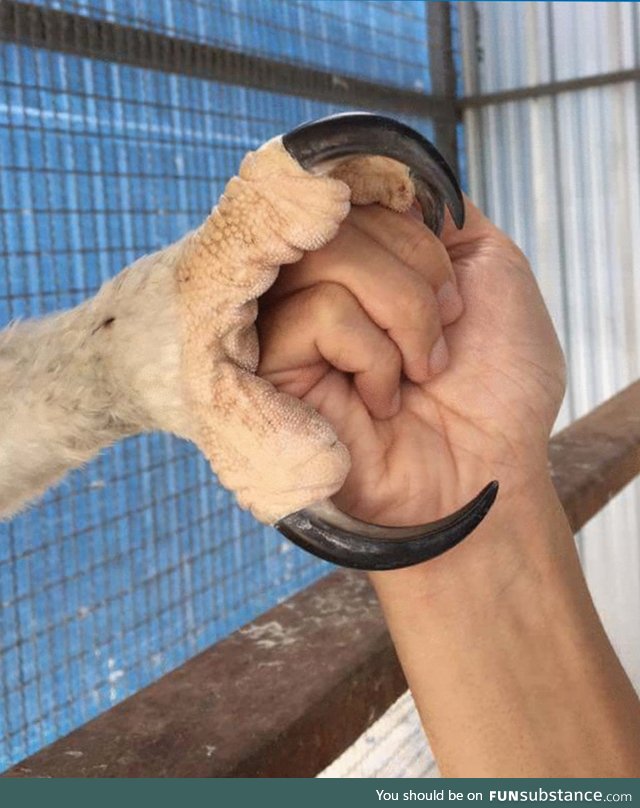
left=276, top=482, right=499, bottom=572
left=282, top=111, right=465, bottom=234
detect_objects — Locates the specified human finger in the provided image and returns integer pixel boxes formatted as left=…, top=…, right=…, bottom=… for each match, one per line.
left=258, top=281, right=403, bottom=419
left=266, top=219, right=448, bottom=382
left=348, top=204, right=463, bottom=326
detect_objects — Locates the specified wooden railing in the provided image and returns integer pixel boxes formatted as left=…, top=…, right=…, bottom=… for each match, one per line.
left=6, top=381, right=640, bottom=778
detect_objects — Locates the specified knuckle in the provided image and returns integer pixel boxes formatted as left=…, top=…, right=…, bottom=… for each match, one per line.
left=398, top=224, right=438, bottom=267
left=400, top=226, right=452, bottom=283
left=382, top=336, right=402, bottom=369
left=397, top=276, right=435, bottom=321
left=360, top=333, right=398, bottom=376
left=427, top=238, right=452, bottom=275
left=418, top=241, right=451, bottom=281
left=307, top=281, right=354, bottom=320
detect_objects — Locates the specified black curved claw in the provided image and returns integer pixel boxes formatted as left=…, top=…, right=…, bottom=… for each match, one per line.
left=282, top=111, right=465, bottom=234
left=276, top=482, right=499, bottom=571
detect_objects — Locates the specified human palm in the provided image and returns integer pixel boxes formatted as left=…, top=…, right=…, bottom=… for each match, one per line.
left=258, top=199, right=565, bottom=526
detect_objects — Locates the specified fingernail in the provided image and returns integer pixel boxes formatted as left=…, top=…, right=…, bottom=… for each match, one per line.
left=436, top=281, right=463, bottom=322
left=429, top=335, right=449, bottom=376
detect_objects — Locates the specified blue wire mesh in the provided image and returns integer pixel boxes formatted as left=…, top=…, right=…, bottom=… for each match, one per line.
left=0, top=1, right=434, bottom=770
left=28, top=0, right=432, bottom=92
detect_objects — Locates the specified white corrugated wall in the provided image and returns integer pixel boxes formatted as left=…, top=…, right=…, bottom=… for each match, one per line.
left=460, top=0, right=640, bottom=690
left=322, top=2, right=640, bottom=778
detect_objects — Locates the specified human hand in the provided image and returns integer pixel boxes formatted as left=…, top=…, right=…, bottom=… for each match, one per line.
left=257, top=197, right=565, bottom=527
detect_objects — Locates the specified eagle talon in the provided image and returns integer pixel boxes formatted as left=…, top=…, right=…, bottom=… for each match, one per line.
left=276, top=482, right=499, bottom=571
left=282, top=111, right=465, bottom=234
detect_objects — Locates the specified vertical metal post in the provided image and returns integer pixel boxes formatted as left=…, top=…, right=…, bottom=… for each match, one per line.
left=427, top=1, right=460, bottom=177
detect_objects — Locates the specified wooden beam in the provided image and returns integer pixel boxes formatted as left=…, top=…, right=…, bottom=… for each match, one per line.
left=550, top=381, right=640, bottom=533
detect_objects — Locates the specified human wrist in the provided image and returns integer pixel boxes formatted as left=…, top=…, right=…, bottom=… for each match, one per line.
left=369, top=465, right=579, bottom=614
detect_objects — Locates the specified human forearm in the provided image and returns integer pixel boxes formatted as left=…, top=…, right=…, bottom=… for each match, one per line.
left=370, top=472, right=640, bottom=776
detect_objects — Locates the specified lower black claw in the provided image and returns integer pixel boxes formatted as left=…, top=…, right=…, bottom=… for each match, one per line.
left=282, top=112, right=465, bottom=235
left=275, top=482, right=499, bottom=571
